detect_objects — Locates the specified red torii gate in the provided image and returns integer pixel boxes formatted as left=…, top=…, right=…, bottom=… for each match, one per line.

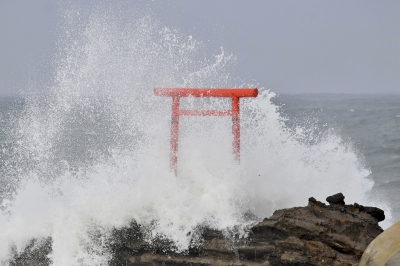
left=154, top=88, right=258, bottom=175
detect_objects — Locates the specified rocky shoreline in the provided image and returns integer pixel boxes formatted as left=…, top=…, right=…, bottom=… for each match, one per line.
left=10, top=193, right=385, bottom=266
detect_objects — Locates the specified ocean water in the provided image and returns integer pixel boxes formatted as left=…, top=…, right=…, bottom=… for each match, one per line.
left=272, top=93, right=400, bottom=220
left=0, top=4, right=394, bottom=266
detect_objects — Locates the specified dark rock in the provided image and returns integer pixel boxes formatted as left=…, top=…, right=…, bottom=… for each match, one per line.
left=354, top=202, right=365, bottom=211
left=308, top=197, right=325, bottom=207
left=326, top=192, right=345, bottom=205
left=363, top=206, right=385, bottom=222
left=109, top=195, right=383, bottom=266
left=9, top=195, right=384, bottom=266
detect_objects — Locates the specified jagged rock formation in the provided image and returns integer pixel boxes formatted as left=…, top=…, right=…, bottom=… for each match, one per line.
left=9, top=194, right=385, bottom=266
left=110, top=195, right=384, bottom=266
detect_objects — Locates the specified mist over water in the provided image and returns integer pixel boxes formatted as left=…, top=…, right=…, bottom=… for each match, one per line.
left=0, top=5, right=387, bottom=265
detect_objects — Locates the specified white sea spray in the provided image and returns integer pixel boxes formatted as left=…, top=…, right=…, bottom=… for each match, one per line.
left=0, top=4, right=384, bottom=265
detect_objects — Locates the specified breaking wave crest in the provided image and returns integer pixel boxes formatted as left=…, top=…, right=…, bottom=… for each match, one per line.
left=0, top=4, right=383, bottom=265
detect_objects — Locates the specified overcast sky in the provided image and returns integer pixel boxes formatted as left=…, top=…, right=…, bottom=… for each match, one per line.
left=0, top=0, right=399, bottom=95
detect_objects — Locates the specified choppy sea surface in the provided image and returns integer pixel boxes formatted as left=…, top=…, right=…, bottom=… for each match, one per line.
left=272, top=93, right=400, bottom=221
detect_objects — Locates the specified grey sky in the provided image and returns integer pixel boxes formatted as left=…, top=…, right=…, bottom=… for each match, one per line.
left=0, top=0, right=399, bottom=95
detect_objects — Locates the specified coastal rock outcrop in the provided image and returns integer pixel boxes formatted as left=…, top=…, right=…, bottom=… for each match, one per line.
left=9, top=194, right=385, bottom=266
left=109, top=194, right=384, bottom=266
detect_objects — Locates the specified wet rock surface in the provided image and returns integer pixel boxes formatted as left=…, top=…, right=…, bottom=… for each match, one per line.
left=9, top=194, right=385, bottom=266
left=109, top=194, right=384, bottom=266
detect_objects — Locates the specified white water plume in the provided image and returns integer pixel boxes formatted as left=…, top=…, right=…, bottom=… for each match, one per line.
left=0, top=4, right=385, bottom=266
